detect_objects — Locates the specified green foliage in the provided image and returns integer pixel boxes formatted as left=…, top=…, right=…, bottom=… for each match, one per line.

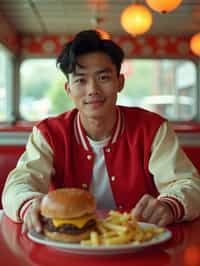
left=20, top=59, right=74, bottom=117
left=47, top=78, right=74, bottom=114
left=122, top=60, right=152, bottom=97
left=20, top=61, right=57, bottom=99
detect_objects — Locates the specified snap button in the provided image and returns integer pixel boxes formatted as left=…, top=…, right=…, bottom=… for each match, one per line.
left=82, top=183, right=88, bottom=189
left=118, top=205, right=123, bottom=209
left=111, top=176, right=116, bottom=181
left=106, top=147, right=111, bottom=153
left=87, top=154, right=92, bottom=160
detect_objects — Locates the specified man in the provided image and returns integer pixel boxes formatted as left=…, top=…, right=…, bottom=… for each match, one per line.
left=2, top=30, right=200, bottom=233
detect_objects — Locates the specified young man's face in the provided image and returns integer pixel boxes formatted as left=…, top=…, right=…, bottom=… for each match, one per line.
left=65, top=52, right=124, bottom=120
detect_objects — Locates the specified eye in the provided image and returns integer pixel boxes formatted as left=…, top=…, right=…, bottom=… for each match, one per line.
left=74, top=78, right=86, bottom=84
left=98, top=74, right=111, bottom=81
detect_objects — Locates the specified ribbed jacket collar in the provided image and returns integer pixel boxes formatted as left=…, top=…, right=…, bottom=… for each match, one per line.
left=73, top=106, right=124, bottom=151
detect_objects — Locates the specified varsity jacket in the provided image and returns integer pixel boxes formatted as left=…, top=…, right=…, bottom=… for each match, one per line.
left=2, top=106, right=200, bottom=222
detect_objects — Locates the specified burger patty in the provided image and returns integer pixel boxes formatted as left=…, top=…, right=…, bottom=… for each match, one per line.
left=42, top=218, right=96, bottom=235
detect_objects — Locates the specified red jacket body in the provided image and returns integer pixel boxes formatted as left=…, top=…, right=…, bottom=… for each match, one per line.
left=37, top=106, right=165, bottom=211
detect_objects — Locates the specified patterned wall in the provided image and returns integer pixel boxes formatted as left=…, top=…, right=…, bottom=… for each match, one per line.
left=19, top=34, right=195, bottom=59
left=0, top=14, right=196, bottom=59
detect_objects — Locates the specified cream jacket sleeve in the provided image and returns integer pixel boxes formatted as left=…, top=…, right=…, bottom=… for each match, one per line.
left=150, top=121, right=200, bottom=221
left=2, top=126, right=54, bottom=222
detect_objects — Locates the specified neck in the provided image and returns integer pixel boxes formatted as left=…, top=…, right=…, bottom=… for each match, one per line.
left=79, top=108, right=117, bottom=141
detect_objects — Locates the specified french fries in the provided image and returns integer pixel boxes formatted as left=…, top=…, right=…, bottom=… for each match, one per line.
left=81, top=210, right=165, bottom=247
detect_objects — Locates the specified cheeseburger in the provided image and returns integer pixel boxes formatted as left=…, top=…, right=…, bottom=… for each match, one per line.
left=40, top=188, right=96, bottom=243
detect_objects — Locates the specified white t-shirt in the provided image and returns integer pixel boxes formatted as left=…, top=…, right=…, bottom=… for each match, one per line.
left=88, top=136, right=116, bottom=209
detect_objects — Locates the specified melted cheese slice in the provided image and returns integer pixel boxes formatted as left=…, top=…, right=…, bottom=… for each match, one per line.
left=52, top=214, right=96, bottom=229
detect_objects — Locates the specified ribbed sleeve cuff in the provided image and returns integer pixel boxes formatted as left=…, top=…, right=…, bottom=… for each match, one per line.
left=19, top=199, right=35, bottom=221
left=158, top=196, right=185, bottom=221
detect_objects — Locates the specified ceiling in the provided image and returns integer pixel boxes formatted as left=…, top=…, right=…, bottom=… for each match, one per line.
left=0, top=0, right=200, bottom=37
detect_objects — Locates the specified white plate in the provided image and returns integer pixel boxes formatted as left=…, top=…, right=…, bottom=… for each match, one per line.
left=28, top=223, right=172, bottom=255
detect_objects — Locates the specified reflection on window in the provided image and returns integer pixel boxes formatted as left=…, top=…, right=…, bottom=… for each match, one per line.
left=20, top=59, right=74, bottom=121
left=118, top=59, right=196, bottom=121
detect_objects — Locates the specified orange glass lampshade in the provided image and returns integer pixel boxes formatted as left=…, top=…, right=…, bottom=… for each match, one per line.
left=190, top=33, right=200, bottom=56
left=121, top=4, right=152, bottom=36
left=95, top=28, right=111, bottom=40
left=145, top=0, right=182, bottom=13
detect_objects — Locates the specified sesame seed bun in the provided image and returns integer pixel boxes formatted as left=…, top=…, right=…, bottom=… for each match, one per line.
left=40, top=188, right=96, bottom=219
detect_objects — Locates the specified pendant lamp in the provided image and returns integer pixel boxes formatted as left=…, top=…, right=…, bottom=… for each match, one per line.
left=145, top=0, right=183, bottom=13
left=121, top=4, right=152, bottom=36
left=190, top=33, right=200, bottom=56
left=91, top=16, right=111, bottom=40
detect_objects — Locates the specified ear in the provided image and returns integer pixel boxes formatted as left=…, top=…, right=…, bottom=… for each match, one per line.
left=65, top=82, right=71, bottom=96
left=118, top=73, right=125, bottom=92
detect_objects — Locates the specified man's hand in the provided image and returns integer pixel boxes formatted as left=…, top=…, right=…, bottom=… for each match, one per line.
left=21, top=199, right=42, bottom=234
left=131, top=194, right=174, bottom=227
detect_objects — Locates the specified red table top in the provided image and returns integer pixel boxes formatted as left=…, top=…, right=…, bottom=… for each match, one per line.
left=1, top=210, right=200, bottom=266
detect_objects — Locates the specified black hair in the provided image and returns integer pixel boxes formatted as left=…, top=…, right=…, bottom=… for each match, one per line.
left=56, top=30, right=124, bottom=79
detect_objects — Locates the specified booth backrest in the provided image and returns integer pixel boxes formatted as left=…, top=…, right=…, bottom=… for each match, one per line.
left=0, top=146, right=25, bottom=208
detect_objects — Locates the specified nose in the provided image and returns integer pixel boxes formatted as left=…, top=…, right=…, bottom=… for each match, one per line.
left=87, top=78, right=99, bottom=95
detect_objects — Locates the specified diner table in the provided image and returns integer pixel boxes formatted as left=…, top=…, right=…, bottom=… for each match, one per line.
left=0, top=209, right=200, bottom=266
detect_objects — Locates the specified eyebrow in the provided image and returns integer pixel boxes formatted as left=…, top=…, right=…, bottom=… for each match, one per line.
left=73, top=67, right=112, bottom=77
left=95, top=68, right=112, bottom=75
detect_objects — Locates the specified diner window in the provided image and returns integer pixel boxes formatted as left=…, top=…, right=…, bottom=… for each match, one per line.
left=19, top=58, right=197, bottom=121
left=118, top=59, right=197, bottom=121
left=19, top=59, right=74, bottom=121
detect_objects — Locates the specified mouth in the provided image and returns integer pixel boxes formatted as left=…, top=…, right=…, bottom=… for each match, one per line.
left=84, top=97, right=105, bottom=105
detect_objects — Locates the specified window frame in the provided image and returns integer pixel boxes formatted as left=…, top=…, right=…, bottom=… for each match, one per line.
left=0, top=44, right=17, bottom=124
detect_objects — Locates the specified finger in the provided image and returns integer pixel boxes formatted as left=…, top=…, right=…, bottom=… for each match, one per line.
left=22, top=205, right=41, bottom=233
left=28, top=208, right=42, bottom=232
left=157, top=211, right=174, bottom=227
left=132, top=194, right=153, bottom=219
left=21, top=222, right=28, bottom=234
left=24, top=213, right=34, bottom=232
left=148, top=207, right=165, bottom=225
left=157, top=218, right=168, bottom=227
left=31, top=214, right=42, bottom=232
left=141, top=198, right=157, bottom=220
left=21, top=220, right=33, bottom=234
